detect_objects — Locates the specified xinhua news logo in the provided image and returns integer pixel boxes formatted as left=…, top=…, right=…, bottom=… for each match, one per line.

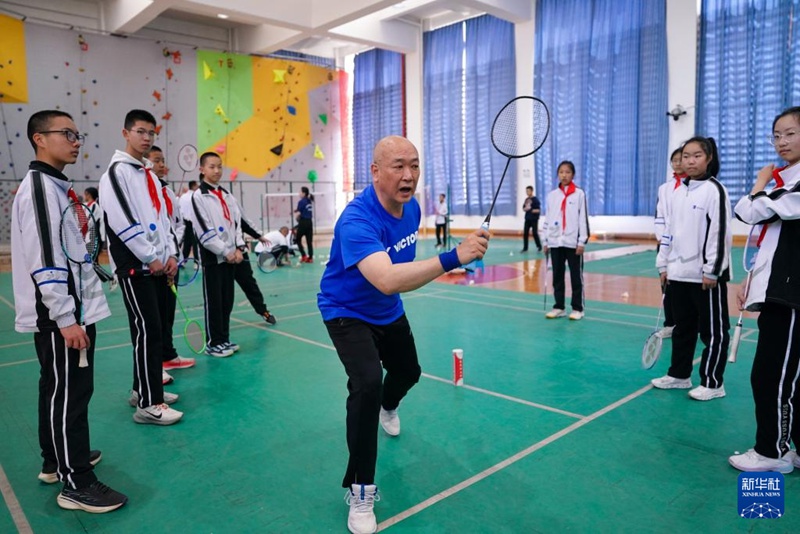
left=738, top=472, right=784, bottom=519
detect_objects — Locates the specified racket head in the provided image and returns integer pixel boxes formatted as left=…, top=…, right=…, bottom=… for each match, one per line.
left=184, top=319, right=206, bottom=354
left=491, top=96, right=551, bottom=158
left=641, top=332, right=663, bottom=370
left=177, top=144, right=199, bottom=172
left=60, top=202, right=99, bottom=264
left=257, top=252, right=277, bottom=273
left=176, top=257, right=200, bottom=287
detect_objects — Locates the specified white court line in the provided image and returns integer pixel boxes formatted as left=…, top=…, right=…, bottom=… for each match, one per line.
left=228, top=316, right=579, bottom=418
left=422, top=373, right=584, bottom=419
left=0, top=312, right=323, bottom=370
left=0, top=462, right=33, bottom=534
left=376, top=383, right=654, bottom=531
left=0, top=295, right=15, bottom=312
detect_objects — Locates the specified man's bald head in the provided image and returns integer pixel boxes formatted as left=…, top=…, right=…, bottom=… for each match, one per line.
left=373, top=136, right=417, bottom=165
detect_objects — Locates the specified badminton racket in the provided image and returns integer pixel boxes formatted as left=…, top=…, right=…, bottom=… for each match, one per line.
left=256, top=250, right=278, bottom=273
left=177, top=144, right=198, bottom=194
left=170, top=283, right=206, bottom=354
left=175, top=257, right=200, bottom=287
left=482, top=96, right=550, bottom=231
left=542, top=249, right=550, bottom=311
left=60, top=199, right=99, bottom=368
left=641, top=294, right=665, bottom=369
left=729, top=226, right=760, bottom=363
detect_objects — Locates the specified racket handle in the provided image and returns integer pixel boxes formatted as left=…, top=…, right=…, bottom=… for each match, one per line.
left=729, top=324, right=742, bottom=363
left=79, top=324, right=88, bottom=368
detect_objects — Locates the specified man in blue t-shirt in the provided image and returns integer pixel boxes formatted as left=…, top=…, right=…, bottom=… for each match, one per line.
left=318, top=136, right=490, bottom=534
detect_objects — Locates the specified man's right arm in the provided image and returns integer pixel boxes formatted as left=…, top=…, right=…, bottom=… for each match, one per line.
left=357, top=229, right=489, bottom=295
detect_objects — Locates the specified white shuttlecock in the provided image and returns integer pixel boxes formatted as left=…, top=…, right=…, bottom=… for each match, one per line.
left=468, top=280, right=475, bottom=285
left=509, top=251, right=514, bottom=256
left=621, top=291, right=630, bottom=299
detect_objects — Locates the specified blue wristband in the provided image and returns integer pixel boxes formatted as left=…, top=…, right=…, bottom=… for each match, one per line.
left=438, top=248, right=461, bottom=272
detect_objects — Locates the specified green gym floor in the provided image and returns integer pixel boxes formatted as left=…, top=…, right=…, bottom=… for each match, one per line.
left=0, top=238, right=797, bottom=533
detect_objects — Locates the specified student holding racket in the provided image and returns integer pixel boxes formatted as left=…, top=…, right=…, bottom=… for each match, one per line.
left=318, top=136, right=489, bottom=534
left=100, top=109, right=183, bottom=426
left=729, top=106, right=800, bottom=474
left=653, top=136, right=732, bottom=401
left=12, top=110, right=127, bottom=513
left=653, top=148, right=686, bottom=338
left=190, top=152, right=243, bottom=358
left=146, top=146, right=196, bottom=372
left=543, top=161, right=589, bottom=320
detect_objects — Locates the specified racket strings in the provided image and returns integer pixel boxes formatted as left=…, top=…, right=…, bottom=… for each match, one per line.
left=185, top=320, right=206, bottom=353
left=61, top=211, right=97, bottom=263
left=491, top=98, right=550, bottom=158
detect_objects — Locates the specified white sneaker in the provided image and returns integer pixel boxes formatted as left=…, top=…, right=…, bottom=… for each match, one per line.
left=162, top=370, right=174, bottom=385
left=346, top=484, right=379, bottom=534
left=689, top=385, right=726, bottom=401
left=658, top=326, right=674, bottom=338
left=651, top=375, right=692, bottom=389
left=728, top=449, right=794, bottom=474
left=128, top=390, right=178, bottom=407
left=569, top=310, right=584, bottom=321
left=379, top=408, right=400, bottom=436
left=545, top=309, right=566, bottom=319
left=133, top=404, right=183, bottom=425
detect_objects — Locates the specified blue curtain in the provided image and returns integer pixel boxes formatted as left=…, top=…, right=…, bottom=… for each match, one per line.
left=696, top=0, right=800, bottom=203
left=424, top=23, right=464, bottom=215
left=353, top=49, right=404, bottom=190
left=534, top=0, right=668, bottom=216
left=424, top=15, right=516, bottom=216
left=464, top=15, right=516, bottom=216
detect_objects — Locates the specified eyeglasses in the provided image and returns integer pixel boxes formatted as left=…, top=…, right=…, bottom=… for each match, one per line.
left=129, top=128, right=158, bottom=139
left=38, top=130, right=86, bottom=145
left=768, top=130, right=798, bottom=146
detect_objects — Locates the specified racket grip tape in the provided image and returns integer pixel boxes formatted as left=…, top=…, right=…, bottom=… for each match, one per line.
left=729, top=325, right=742, bottom=363
left=78, top=324, right=88, bottom=368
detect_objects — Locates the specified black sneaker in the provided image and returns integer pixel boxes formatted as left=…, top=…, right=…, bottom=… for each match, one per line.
left=57, top=480, right=127, bottom=513
left=263, top=311, right=277, bottom=325
left=39, top=450, right=102, bottom=484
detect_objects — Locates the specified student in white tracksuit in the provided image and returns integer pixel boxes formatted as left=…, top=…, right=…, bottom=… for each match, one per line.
left=653, top=148, right=686, bottom=338
left=543, top=161, right=590, bottom=320
left=654, top=136, right=732, bottom=401
left=12, top=110, right=127, bottom=512
left=99, top=109, right=183, bottom=425
left=189, top=152, right=244, bottom=357
left=729, top=106, right=800, bottom=474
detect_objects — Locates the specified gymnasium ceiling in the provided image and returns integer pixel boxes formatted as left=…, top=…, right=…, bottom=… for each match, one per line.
left=79, top=0, right=532, bottom=58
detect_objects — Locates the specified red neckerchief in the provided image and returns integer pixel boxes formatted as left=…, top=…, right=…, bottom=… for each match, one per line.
left=559, top=181, right=576, bottom=230
left=672, top=172, right=686, bottom=189
left=210, top=187, right=231, bottom=222
left=756, top=166, right=787, bottom=247
left=66, top=188, right=88, bottom=236
left=161, top=185, right=173, bottom=217
left=144, top=167, right=162, bottom=214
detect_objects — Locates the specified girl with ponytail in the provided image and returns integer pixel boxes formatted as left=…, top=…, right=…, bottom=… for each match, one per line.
left=653, top=136, right=733, bottom=402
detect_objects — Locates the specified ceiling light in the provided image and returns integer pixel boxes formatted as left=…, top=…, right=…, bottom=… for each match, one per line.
left=217, top=14, right=229, bottom=19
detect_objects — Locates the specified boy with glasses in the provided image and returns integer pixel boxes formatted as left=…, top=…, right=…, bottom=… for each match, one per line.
left=99, top=110, right=183, bottom=425
left=12, top=110, right=127, bottom=512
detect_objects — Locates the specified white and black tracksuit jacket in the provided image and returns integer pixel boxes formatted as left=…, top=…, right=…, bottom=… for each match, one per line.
left=12, top=162, right=111, bottom=332
left=542, top=185, right=590, bottom=249
left=656, top=175, right=732, bottom=283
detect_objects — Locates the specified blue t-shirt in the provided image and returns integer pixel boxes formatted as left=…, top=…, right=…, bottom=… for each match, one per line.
left=297, top=197, right=313, bottom=220
left=318, top=185, right=421, bottom=324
